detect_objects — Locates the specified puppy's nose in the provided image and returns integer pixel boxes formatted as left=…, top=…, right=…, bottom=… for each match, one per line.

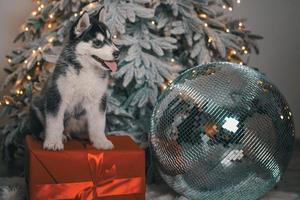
left=113, top=51, right=120, bottom=60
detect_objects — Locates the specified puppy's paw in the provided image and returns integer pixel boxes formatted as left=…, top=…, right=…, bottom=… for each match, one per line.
left=92, top=138, right=114, bottom=150
left=43, top=138, right=64, bottom=151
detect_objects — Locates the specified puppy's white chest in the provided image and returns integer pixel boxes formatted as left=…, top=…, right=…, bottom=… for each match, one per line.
left=57, top=66, right=107, bottom=104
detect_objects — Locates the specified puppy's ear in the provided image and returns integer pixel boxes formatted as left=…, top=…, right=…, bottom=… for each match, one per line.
left=74, top=12, right=91, bottom=37
left=95, top=7, right=106, bottom=22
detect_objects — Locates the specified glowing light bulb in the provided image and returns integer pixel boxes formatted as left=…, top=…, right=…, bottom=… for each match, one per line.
left=47, top=23, right=52, bottom=29
left=171, top=58, right=175, bottom=63
left=38, top=47, right=42, bottom=51
left=222, top=5, right=227, bottom=9
left=228, top=7, right=233, bottom=11
left=24, top=60, right=28, bottom=64
left=32, top=49, right=36, bottom=54
left=48, top=37, right=55, bottom=43
left=231, top=50, right=237, bottom=55
left=208, top=37, right=213, bottom=43
left=5, top=100, right=10, bottom=105
left=243, top=50, right=248, bottom=54
left=40, top=4, right=44, bottom=8
left=113, top=35, right=117, bottom=39
left=151, top=20, right=155, bottom=25
left=49, top=13, right=54, bottom=19
left=226, top=28, right=230, bottom=33
left=74, top=13, right=78, bottom=17
left=239, top=22, right=243, bottom=27
left=27, top=75, right=32, bottom=80
left=7, top=58, right=12, bottom=63
left=199, top=13, right=207, bottom=19
left=32, top=11, right=37, bottom=16
left=25, top=27, right=29, bottom=31
left=242, top=46, right=246, bottom=50
left=237, top=0, right=241, bottom=3
left=204, top=23, right=208, bottom=27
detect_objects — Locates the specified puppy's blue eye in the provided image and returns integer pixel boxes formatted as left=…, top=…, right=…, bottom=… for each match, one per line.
left=93, top=40, right=104, bottom=48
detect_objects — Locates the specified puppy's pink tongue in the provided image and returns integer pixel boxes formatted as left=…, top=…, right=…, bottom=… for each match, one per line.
left=104, top=61, right=117, bottom=72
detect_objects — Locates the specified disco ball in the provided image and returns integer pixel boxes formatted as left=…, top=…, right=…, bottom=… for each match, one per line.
left=150, top=62, right=295, bottom=200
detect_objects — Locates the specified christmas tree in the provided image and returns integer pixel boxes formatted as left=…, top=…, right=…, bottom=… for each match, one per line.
left=0, top=0, right=261, bottom=170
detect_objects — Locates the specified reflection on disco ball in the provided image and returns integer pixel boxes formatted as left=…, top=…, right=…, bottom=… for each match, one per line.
left=150, top=62, right=295, bottom=200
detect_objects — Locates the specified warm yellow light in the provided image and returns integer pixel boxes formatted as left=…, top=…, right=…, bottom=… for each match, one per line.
left=27, top=75, right=32, bottom=80
left=24, top=60, right=28, bottom=64
left=32, top=11, right=37, bottom=16
left=7, top=58, right=12, bottom=63
left=40, top=4, right=44, bottom=8
left=151, top=21, right=155, bottom=25
left=74, top=13, right=78, bottom=17
left=5, top=100, right=10, bottom=105
left=37, top=61, right=41, bottom=65
left=243, top=50, right=248, bottom=54
left=242, top=46, right=246, bottom=50
left=239, top=22, right=243, bottom=27
left=113, top=35, right=117, bottom=39
left=237, top=0, right=241, bottom=3
left=228, top=7, right=233, bottom=11
left=49, top=13, right=54, bottom=19
left=47, top=23, right=52, bottom=29
left=25, top=26, right=29, bottom=31
left=226, top=28, right=230, bottom=33
left=19, top=90, right=24, bottom=95
left=48, top=37, right=54, bottom=43
left=222, top=5, right=227, bottom=9
left=199, top=13, right=207, bottom=19
left=208, top=37, right=213, bottom=43
left=204, top=23, right=208, bottom=27
left=32, top=49, right=36, bottom=54
left=239, top=61, right=243, bottom=65
left=38, top=47, right=42, bottom=51
left=231, top=50, right=237, bottom=55
left=171, top=58, right=175, bottom=63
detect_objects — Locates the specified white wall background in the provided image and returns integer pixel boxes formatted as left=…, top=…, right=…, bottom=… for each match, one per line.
left=233, top=0, right=300, bottom=138
left=0, top=0, right=299, bottom=137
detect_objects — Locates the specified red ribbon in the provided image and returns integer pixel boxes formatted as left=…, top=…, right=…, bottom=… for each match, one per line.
left=34, top=153, right=143, bottom=199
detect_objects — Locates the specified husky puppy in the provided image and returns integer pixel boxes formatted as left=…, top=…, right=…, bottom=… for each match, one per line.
left=29, top=10, right=119, bottom=151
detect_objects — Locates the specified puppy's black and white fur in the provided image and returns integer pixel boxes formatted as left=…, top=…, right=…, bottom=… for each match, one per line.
left=30, top=10, right=119, bottom=151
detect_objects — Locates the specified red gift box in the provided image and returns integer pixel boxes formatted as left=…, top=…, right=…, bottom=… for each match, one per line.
left=26, top=135, right=145, bottom=200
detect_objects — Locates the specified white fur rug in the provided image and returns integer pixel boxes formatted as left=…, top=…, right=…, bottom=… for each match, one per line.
left=0, top=177, right=299, bottom=200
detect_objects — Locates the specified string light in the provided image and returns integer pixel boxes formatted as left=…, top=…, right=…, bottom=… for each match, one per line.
left=151, top=20, right=155, bottom=25
left=5, top=100, right=10, bottom=105
left=37, top=61, right=41, bottom=65
left=32, top=11, right=37, bottom=16
left=113, top=35, right=117, bottom=39
left=242, top=46, right=246, bottom=50
left=47, top=23, right=52, bottom=29
left=237, top=0, right=241, bottom=4
left=204, top=23, right=208, bottom=27
left=226, top=28, right=230, bottom=33
left=38, top=47, right=42, bottom=51
left=32, top=49, right=36, bottom=54
left=243, top=50, right=248, bottom=54
left=26, top=75, right=32, bottom=80
left=48, top=37, right=55, bottom=43
left=7, top=58, right=12, bottom=63
left=40, top=4, right=44, bottom=9
left=199, top=13, right=207, bottom=19
left=49, top=13, right=54, bottom=19
left=25, top=26, right=29, bottom=32
left=74, top=13, right=78, bottom=17
left=231, top=49, right=237, bottom=55
left=222, top=5, right=227, bottom=9
left=228, top=7, right=233, bottom=11
left=24, top=60, right=28, bottom=64
left=171, top=58, right=175, bottom=63
left=239, top=22, right=243, bottom=27
left=208, top=37, right=213, bottom=43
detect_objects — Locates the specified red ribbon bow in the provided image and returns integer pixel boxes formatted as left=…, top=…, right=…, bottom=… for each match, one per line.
left=75, top=153, right=117, bottom=200
left=34, top=153, right=143, bottom=200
